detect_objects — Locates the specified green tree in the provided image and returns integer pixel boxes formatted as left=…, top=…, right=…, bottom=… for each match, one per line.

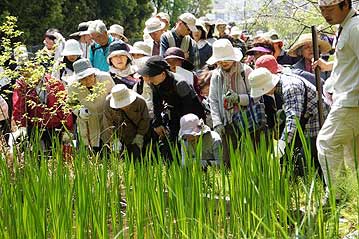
left=152, top=0, right=212, bottom=25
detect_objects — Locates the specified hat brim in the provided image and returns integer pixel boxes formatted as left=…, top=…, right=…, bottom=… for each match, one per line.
left=179, top=124, right=211, bottom=138
left=246, top=47, right=273, bottom=55
left=188, top=24, right=198, bottom=33
left=76, top=68, right=97, bottom=81
left=165, top=55, right=195, bottom=70
left=144, top=21, right=166, bottom=34
left=206, top=48, right=243, bottom=65
left=110, top=92, right=137, bottom=109
left=130, top=48, right=150, bottom=56
left=61, top=49, right=83, bottom=56
left=288, top=39, right=332, bottom=57
left=250, top=74, right=279, bottom=98
left=70, top=31, right=90, bottom=37
left=108, top=31, right=128, bottom=42
left=137, top=65, right=164, bottom=77
left=107, top=50, right=133, bottom=64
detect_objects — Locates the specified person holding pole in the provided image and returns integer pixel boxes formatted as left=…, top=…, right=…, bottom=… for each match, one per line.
left=315, top=0, right=359, bottom=191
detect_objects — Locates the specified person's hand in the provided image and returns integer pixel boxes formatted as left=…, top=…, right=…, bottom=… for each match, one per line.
left=79, top=107, right=91, bottom=120
left=312, top=58, right=333, bottom=72
left=323, top=89, right=333, bottom=106
left=154, top=126, right=169, bottom=138
left=112, top=140, right=122, bottom=152
left=8, top=127, right=27, bottom=150
left=214, top=124, right=225, bottom=136
left=62, top=132, right=73, bottom=143
left=132, top=134, right=144, bottom=150
left=224, top=90, right=240, bottom=104
left=277, top=139, right=286, bottom=158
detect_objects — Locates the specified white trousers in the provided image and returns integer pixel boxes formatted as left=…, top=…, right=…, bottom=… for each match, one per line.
left=317, top=106, right=359, bottom=186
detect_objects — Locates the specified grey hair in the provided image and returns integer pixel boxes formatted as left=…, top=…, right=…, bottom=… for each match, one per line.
left=88, top=20, right=107, bottom=34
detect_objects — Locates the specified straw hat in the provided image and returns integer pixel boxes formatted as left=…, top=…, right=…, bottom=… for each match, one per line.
left=61, top=39, right=83, bottom=56
left=144, top=17, right=165, bottom=34
left=249, top=67, right=279, bottom=98
left=108, top=24, right=128, bottom=42
left=73, top=59, right=97, bottom=81
left=130, top=41, right=151, bottom=56
left=288, top=33, right=331, bottom=57
left=206, top=39, right=243, bottom=65
left=179, top=113, right=210, bottom=138
left=109, top=84, right=137, bottom=109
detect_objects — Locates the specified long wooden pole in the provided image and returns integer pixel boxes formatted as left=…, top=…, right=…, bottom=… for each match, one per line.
left=311, top=26, right=324, bottom=127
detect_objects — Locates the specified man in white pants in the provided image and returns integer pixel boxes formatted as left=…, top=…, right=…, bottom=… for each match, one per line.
left=315, top=0, right=359, bottom=188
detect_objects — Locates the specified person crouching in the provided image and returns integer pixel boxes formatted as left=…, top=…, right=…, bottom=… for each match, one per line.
left=179, top=113, right=222, bottom=167
left=103, top=84, right=150, bottom=159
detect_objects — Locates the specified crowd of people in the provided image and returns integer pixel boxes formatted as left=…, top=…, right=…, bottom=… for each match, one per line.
left=0, top=0, right=358, bottom=199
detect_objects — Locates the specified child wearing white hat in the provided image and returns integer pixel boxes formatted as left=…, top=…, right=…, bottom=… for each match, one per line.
left=179, top=113, right=222, bottom=167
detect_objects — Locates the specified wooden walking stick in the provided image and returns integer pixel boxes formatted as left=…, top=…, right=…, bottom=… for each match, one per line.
left=311, top=26, right=324, bottom=127
left=85, top=121, right=92, bottom=148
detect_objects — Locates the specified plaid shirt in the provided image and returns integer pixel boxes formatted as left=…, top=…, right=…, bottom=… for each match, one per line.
left=276, top=73, right=329, bottom=142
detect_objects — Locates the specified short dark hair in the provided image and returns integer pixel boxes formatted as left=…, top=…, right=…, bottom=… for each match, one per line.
left=339, top=0, right=351, bottom=10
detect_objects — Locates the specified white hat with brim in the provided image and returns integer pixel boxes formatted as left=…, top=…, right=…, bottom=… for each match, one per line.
left=179, top=13, right=198, bottom=33
left=249, top=67, right=279, bottom=98
left=61, top=39, right=83, bottom=56
left=206, top=39, right=243, bottom=65
left=288, top=33, right=332, bottom=57
left=73, top=59, right=97, bottom=81
left=129, top=42, right=151, bottom=56
left=108, top=24, right=128, bottom=42
left=109, top=84, right=137, bottom=109
left=144, top=18, right=166, bottom=34
left=107, top=50, right=133, bottom=64
left=179, top=113, right=211, bottom=138
left=318, top=0, right=344, bottom=6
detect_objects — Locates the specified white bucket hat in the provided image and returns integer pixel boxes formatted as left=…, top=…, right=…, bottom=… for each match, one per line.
left=109, top=84, right=137, bottom=109
left=144, top=17, right=165, bottom=34
left=108, top=24, right=128, bottom=42
left=318, top=0, right=344, bottom=6
left=178, top=13, right=198, bottom=32
left=249, top=67, right=279, bottom=98
left=179, top=113, right=210, bottom=138
left=61, top=39, right=83, bottom=56
left=73, top=59, right=97, bottom=81
left=206, top=39, right=243, bottom=65
left=230, top=26, right=241, bottom=36
left=130, top=41, right=151, bottom=56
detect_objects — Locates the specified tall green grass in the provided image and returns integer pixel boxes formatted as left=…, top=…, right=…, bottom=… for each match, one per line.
left=0, top=128, right=357, bottom=238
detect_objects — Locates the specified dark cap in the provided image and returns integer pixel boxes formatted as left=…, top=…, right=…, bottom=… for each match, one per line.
left=164, top=47, right=185, bottom=60
left=163, top=47, right=194, bottom=71
left=137, top=55, right=170, bottom=77
left=108, top=40, right=130, bottom=55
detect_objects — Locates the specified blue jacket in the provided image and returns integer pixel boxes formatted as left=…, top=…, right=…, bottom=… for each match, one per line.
left=89, top=35, right=114, bottom=71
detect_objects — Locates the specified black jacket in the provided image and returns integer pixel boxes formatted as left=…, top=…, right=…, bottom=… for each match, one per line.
left=151, top=72, right=205, bottom=140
